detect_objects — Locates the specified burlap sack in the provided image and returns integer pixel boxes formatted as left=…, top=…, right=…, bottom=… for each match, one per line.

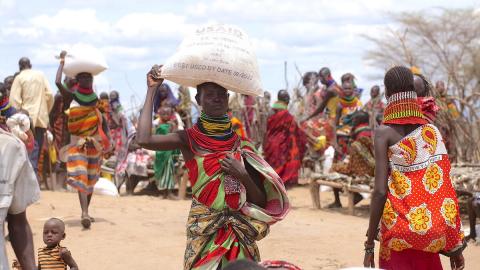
left=63, top=44, right=108, bottom=78
left=161, top=23, right=263, bottom=97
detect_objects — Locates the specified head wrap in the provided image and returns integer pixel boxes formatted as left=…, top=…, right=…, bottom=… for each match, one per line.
left=154, top=83, right=179, bottom=113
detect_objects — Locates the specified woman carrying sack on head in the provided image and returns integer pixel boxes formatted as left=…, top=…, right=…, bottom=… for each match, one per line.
left=56, top=50, right=111, bottom=229
left=137, top=69, right=289, bottom=269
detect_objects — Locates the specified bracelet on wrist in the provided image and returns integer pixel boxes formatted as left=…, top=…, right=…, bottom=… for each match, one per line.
left=364, top=241, right=375, bottom=249
left=364, top=240, right=375, bottom=254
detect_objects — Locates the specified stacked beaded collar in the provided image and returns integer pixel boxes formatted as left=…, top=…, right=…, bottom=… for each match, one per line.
left=383, top=91, right=428, bottom=125
left=339, top=95, right=360, bottom=108
left=196, top=111, right=233, bottom=139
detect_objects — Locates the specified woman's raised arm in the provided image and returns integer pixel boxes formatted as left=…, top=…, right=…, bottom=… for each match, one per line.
left=136, top=69, right=185, bottom=151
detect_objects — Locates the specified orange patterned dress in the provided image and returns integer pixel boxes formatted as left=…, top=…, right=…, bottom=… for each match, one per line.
left=380, top=124, right=465, bottom=269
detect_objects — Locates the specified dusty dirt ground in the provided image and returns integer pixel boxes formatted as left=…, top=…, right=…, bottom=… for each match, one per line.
left=6, top=186, right=479, bottom=269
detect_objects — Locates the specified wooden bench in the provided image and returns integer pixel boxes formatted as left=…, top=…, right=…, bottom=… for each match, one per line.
left=309, top=173, right=372, bottom=215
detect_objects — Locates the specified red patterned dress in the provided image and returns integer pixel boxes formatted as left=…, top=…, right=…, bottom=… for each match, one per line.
left=380, top=124, right=465, bottom=269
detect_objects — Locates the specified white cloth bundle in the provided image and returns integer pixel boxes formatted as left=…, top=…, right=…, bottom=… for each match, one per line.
left=94, top=178, right=119, bottom=197
left=6, top=113, right=30, bottom=141
left=63, top=44, right=108, bottom=77
left=161, top=23, right=263, bottom=97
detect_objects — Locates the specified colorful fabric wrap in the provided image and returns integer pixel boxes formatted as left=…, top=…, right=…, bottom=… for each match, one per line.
left=352, top=123, right=372, bottom=140
left=326, top=78, right=335, bottom=88
left=231, top=117, right=246, bottom=139
left=380, top=124, right=465, bottom=262
left=183, top=123, right=290, bottom=269
left=154, top=123, right=179, bottom=190
left=264, top=109, right=307, bottom=185
left=383, top=91, right=428, bottom=125
left=66, top=106, right=110, bottom=151
left=0, top=96, right=16, bottom=118
left=98, top=99, right=111, bottom=115
left=417, top=97, right=439, bottom=124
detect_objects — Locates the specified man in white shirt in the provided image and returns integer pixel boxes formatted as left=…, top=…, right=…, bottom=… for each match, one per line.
left=9, top=57, right=54, bottom=175
left=0, top=127, right=40, bottom=270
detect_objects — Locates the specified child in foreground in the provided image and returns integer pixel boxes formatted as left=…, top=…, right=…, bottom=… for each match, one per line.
left=38, top=218, right=78, bottom=270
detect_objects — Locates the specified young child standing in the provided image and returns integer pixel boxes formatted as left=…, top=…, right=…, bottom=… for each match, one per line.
left=153, top=106, right=180, bottom=199
left=38, top=218, right=78, bottom=270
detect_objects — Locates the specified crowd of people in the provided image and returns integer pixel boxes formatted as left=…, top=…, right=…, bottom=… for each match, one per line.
left=0, top=47, right=477, bottom=270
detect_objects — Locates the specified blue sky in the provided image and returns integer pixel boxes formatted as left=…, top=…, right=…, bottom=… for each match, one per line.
left=0, top=0, right=478, bottom=113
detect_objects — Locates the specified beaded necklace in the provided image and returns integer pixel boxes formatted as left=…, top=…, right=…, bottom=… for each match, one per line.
left=272, top=101, right=288, bottom=110
left=339, top=95, right=359, bottom=108
left=196, top=111, right=233, bottom=140
left=383, top=91, right=428, bottom=125
left=188, top=111, right=238, bottom=153
left=72, top=84, right=98, bottom=106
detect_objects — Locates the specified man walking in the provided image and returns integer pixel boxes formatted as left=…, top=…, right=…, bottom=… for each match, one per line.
left=10, top=57, right=54, bottom=174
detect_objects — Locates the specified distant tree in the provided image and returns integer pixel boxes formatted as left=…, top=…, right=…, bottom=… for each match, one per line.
left=364, top=8, right=480, bottom=162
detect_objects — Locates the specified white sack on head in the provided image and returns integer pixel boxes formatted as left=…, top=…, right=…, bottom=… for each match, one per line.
left=161, top=23, right=263, bottom=97
left=63, top=44, right=108, bottom=78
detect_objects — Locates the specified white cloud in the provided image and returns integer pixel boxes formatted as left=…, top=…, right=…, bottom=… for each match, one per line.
left=186, top=0, right=390, bottom=23
left=113, top=12, right=194, bottom=40
left=101, top=46, right=150, bottom=59
left=1, top=26, right=43, bottom=39
left=251, top=38, right=280, bottom=58
left=31, top=9, right=110, bottom=35
left=0, top=0, right=15, bottom=10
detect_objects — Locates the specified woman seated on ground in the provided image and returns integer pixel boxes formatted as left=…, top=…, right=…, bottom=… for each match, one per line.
left=137, top=67, right=289, bottom=269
